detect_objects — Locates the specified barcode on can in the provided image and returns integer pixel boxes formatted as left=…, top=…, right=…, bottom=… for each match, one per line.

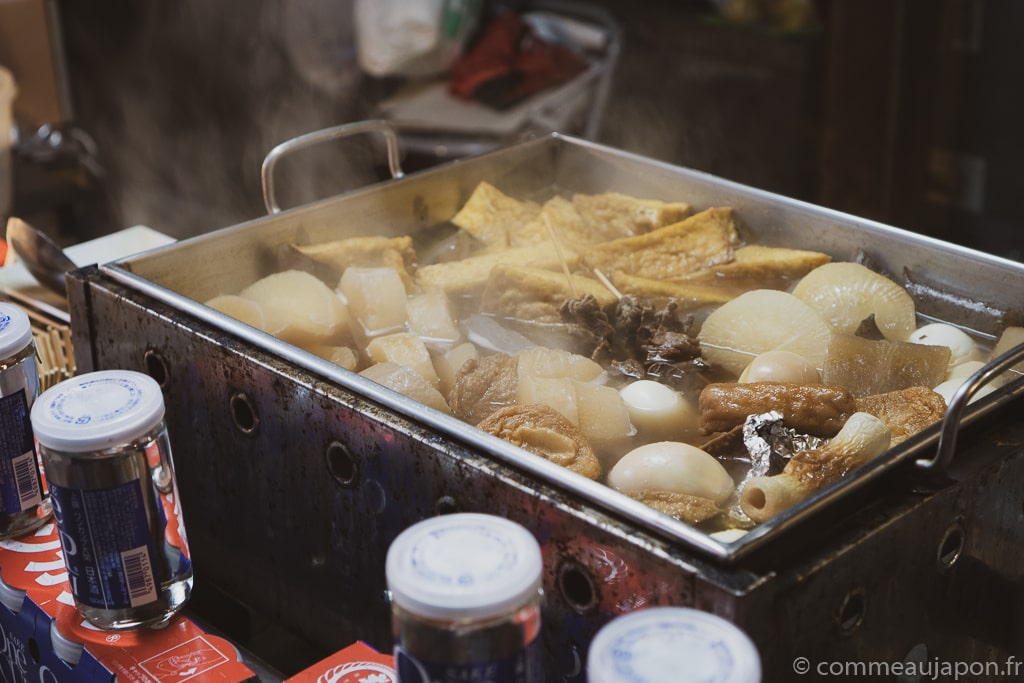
left=11, top=450, right=42, bottom=511
left=121, top=545, right=158, bottom=607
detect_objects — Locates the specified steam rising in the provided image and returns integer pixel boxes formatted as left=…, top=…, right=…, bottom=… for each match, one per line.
left=62, top=0, right=382, bottom=239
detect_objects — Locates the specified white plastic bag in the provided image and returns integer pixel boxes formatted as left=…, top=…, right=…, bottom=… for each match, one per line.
left=354, top=0, right=480, bottom=78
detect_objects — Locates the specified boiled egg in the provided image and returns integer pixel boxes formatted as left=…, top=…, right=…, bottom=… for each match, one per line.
left=608, top=441, right=734, bottom=504
left=618, top=380, right=698, bottom=440
left=908, top=323, right=984, bottom=376
left=738, top=349, right=819, bottom=384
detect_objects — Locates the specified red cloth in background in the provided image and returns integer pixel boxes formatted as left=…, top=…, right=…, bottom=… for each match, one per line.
left=448, top=11, right=589, bottom=110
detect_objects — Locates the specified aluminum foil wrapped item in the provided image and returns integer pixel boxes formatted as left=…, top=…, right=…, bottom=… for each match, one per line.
left=726, top=411, right=828, bottom=526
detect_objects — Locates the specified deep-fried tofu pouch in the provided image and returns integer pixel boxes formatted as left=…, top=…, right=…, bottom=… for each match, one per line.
left=571, top=191, right=692, bottom=241
left=415, top=244, right=579, bottom=297
left=854, top=386, right=946, bottom=445
left=581, top=207, right=741, bottom=280
left=623, top=490, right=722, bottom=526
left=449, top=353, right=519, bottom=425
left=677, top=245, right=832, bottom=290
left=291, top=235, right=417, bottom=291
left=450, top=181, right=541, bottom=249
left=477, top=403, right=602, bottom=480
left=480, top=264, right=619, bottom=323
left=609, top=271, right=735, bottom=309
left=510, top=196, right=592, bottom=251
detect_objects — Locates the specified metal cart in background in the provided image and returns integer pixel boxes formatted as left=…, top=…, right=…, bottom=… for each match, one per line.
left=373, top=0, right=621, bottom=164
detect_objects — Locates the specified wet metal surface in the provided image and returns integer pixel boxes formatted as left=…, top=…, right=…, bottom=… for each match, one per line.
left=67, top=268, right=1024, bottom=678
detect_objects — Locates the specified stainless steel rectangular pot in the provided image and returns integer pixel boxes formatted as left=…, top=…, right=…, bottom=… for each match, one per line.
left=64, top=131, right=1024, bottom=678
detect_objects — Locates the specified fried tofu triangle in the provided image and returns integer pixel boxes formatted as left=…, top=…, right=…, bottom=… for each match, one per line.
left=451, top=181, right=541, bottom=249
left=481, top=264, right=618, bottom=323
left=292, top=235, right=417, bottom=291
left=677, top=245, right=832, bottom=290
left=609, top=271, right=735, bottom=309
left=699, top=382, right=856, bottom=437
left=415, top=244, right=578, bottom=297
left=477, top=403, right=602, bottom=480
left=511, top=196, right=590, bottom=250
left=581, top=207, right=741, bottom=280
left=571, top=191, right=692, bottom=241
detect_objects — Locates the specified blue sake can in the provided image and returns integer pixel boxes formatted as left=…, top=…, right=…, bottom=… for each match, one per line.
left=0, top=302, right=51, bottom=539
left=386, top=513, right=545, bottom=683
left=30, top=369, right=192, bottom=630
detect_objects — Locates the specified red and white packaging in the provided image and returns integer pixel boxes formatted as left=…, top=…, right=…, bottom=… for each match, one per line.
left=285, top=641, right=396, bottom=683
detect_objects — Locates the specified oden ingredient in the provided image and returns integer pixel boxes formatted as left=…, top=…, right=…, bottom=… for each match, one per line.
left=238, top=270, right=349, bottom=345
left=608, top=441, right=735, bottom=525
left=205, top=182, right=1008, bottom=536
left=791, top=261, right=917, bottom=341
left=740, top=412, right=891, bottom=523
left=696, top=289, right=833, bottom=377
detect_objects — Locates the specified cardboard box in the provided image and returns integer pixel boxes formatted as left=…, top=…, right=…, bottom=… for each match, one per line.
left=285, top=641, right=396, bottom=683
left=0, top=520, right=255, bottom=682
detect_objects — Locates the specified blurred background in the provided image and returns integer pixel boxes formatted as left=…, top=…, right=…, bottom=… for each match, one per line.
left=1, top=0, right=1021, bottom=260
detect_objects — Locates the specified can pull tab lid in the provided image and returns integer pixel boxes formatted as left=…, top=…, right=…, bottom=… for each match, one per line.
left=31, top=370, right=166, bottom=453
left=386, top=513, right=543, bottom=622
left=587, top=607, right=762, bottom=683
left=0, top=303, right=33, bottom=359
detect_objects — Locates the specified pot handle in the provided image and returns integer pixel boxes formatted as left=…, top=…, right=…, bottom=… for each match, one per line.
left=916, top=341, right=1024, bottom=472
left=260, top=119, right=405, bottom=214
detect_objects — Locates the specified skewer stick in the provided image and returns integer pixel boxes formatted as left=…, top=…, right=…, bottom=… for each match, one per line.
left=543, top=215, right=578, bottom=298
left=592, top=268, right=623, bottom=300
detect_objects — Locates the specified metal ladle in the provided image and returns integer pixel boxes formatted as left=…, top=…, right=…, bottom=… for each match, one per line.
left=4, top=216, right=77, bottom=295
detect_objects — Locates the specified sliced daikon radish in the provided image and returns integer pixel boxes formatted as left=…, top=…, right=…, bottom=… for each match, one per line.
left=823, top=334, right=950, bottom=397
left=239, top=270, right=350, bottom=345
left=205, top=294, right=267, bottom=331
left=517, top=375, right=579, bottom=425
left=697, top=289, right=832, bottom=377
left=304, top=344, right=359, bottom=371
left=407, top=291, right=461, bottom=346
left=575, top=381, right=635, bottom=443
left=434, top=342, right=479, bottom=397
left=738, top=349, right=820, bottom=384
left=517, top=346, right=605, bottom=383
left=360, top=362, right=451, bottom=415
left=464, top=314, right=536, bottom=354
left=908, top=322, right=984, bottom=374
left=619, top=380, right=698, bottom=441
left=792, top=262, right=916, bottom=341
left=339, top=267, right=408, bottom=336
left=608, top=441, right=734, bottom=504
left=366, top=332, right=440, bottom=387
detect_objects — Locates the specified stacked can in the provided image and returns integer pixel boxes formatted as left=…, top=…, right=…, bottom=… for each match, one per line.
left=386, top=513, right=545, bottom=683
left=586, top=607, right=761, bottom=683
left=0, top=302, right=51, bottom=539
left=30, top=369, right=193, bottom=630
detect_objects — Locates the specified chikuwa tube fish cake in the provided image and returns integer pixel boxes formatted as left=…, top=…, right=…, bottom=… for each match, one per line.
left=740, top=412, right=891, bottom=523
